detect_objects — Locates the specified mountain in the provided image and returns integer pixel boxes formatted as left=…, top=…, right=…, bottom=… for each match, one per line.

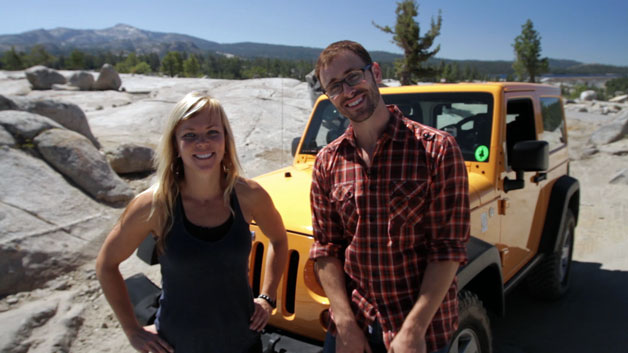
left=1, top=24, right=626, bottom=76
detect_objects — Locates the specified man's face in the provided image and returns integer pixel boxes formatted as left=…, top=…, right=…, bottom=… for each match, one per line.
left=319, top=50, right=381, bottom=124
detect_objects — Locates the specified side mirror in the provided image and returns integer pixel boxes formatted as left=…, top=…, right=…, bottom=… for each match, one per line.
left=511, top=140, right=549, bottom=171
left=291, top=137, right=301, bottom=157
left=504, top=140, right=549, bottom=192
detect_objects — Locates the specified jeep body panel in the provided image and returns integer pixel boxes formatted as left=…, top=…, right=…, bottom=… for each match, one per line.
left=248, top=82, right=576, bottom=343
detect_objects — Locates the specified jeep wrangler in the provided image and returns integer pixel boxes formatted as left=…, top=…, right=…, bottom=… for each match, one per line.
left=245, top=82, right=580, bottom=353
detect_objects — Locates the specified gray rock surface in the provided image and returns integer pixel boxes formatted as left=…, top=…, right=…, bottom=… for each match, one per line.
left=609, top=168, right=628, bottom=185
left=0, top=126, right=15, bottom=146
left=589, top=111, right=628, bottom=145
left=0, top=110, right=63, bottom=142
left=93, top=64, right=121, bottom=91
left=25, top=66, right=67, bottom=90
left=34, top=129, right=134, bottom=206
left=68, top=71, right=95, bottom=91
left=0, top=291, right=84, bottom=353
left=106, top=143, right=155, bottom=174
left=580, top=90, right=597, bottom=101
left=0, top=146, right=115, bottom=296
left=12, top=97, right=100, bottom=148
left=0, top=95, right=18, bottom=111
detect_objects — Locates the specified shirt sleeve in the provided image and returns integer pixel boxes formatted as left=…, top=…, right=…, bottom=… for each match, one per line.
left=309, top=152, right=345, bottom=260
left=425, top=134, right=470, bottom=264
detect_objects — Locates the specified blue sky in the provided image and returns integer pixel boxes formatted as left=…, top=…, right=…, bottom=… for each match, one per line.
left=1, top=0, right=627, bottom=66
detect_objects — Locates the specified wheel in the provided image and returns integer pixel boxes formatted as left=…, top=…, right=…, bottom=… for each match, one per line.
left=448, top=291, right=492, bottom=353
left=526, top=209, right=575, bottom=300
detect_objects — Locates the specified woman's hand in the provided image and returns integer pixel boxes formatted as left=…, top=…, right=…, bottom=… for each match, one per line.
left=249, top=297, right=272, bottom=332
left=126, top=324, right=173, bottom=353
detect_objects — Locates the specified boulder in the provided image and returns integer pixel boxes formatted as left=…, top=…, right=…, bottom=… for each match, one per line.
left=12, top=97, right=100, bottom=148
left=579, top=90, right=597, bottom=101
left=0, top=94, right=18, bottom=111
left=0, top=110, right=63, bottom=142
left=0, top=146, right=114, bottom=296
left=25, top=65, right=67, bottom=90
left=93, top=64, right=121, bottom=91
left=589, top=112, right=628, bottom=145
left=609, top=94, right=628, bottom=103
left=68, top=71, right=94, bottom=91
left=0, top=125, right=15, bottom=146
left=106, top=143, right=155, bottom=174
left=34, top=129, right=135, bottom=206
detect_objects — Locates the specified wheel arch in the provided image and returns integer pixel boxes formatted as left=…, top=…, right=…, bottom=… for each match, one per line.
left=539, top=175, right=580, bottom=255
left=457, top=236, right=505, bottom=317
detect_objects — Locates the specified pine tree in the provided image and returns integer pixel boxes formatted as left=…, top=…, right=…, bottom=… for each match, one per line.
left=373, top=0, right=442, bottom=85
left=1, top=46, right=24, bottom=70
left=183, top=55, right=201, bottom=77
left=512, top=19, right=549, bottom=83
left=161, top=52, right=183, bottom=77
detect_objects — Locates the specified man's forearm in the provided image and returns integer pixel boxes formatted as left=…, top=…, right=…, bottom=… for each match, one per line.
left=315, top=256, right=356, bottom=326
left=400, top=261, right=459, bottom=337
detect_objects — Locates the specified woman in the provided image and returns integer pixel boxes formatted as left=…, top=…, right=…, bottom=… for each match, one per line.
left=96, top=91, right=288, bottom=353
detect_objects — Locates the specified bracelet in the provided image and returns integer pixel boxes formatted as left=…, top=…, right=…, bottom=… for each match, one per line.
left=257, top=294, right=276, bottom=308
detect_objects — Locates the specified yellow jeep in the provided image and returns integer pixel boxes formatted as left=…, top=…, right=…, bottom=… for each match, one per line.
left=249, top=82, right=580, bottom=353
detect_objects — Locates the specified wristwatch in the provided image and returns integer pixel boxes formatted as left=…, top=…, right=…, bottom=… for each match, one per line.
left=257, top=294, right=276, bottom=308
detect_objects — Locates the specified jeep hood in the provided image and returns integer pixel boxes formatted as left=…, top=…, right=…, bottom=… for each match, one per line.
left=253, top=165, right=315, bottom=235
left=253, top=164, right=489, bottom=235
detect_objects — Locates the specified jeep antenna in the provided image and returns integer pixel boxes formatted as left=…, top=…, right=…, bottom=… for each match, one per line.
left=281, top=76, right=284, bottom=166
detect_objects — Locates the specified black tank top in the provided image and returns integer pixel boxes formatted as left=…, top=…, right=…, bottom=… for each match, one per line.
left=155, top=191, right=259, bottom=352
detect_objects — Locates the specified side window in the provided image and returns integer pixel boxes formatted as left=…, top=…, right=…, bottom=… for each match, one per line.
left=540, top=97, right=566, bottom=151
left=505, top=99, right=536, bottom=166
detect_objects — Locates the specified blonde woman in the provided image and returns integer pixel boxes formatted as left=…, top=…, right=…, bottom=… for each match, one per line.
left=96, top=92, right=288, bottom=353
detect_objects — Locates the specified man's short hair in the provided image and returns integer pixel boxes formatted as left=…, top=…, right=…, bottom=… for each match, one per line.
left=315, top=40, right=373, bottom=84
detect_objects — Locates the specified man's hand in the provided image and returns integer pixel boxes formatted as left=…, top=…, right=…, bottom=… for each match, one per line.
left=335, top=319, right=373, bottom=353
left=387, top=327, right=426, bottom=353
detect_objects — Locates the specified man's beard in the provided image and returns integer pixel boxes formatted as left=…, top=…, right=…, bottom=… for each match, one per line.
left=338, top=86, right=379, bottom=124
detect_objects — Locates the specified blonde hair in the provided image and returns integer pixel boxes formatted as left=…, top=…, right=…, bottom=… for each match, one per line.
left=152, top=91, right=242, bottom=253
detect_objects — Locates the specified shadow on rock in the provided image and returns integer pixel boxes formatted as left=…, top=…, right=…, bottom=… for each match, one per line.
left=493, top=261, right=628, bottom=353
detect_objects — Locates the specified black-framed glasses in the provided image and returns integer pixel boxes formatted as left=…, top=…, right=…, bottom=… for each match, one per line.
left=323, top=64, right=372, bottom=99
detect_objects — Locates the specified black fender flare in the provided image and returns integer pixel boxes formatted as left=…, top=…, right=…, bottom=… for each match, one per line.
left=457, top=236, right=505, bottom=316
left=538, top=175, right=580, bottom=255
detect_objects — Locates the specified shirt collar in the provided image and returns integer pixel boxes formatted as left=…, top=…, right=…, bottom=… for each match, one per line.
left=339, top=104, right=408, bottom=149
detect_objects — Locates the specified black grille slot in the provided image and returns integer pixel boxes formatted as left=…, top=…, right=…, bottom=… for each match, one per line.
left=284, top=251, right=299, bottom=314
left=252, top=242, right=264, bottom=297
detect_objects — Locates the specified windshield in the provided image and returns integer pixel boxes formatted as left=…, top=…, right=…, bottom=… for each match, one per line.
left=300, top=92, right=494, bottom=162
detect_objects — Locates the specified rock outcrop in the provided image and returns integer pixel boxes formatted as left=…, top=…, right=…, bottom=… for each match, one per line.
left=12, top=97, right=101, bottom=148
left=93, top=64, right=121, bottom=91
left=0, top=110, right=63, bottom=142
left=68, top=71, right=95, bottom=91
left=0, top=146, right=114, bottom=296
left=25, top=66, right=67, bottom=90
left=106, top=143, right=155, bottom=174
left=589, top=111, right=628, bottom=145
left=34, top=129, right=135, bottom=205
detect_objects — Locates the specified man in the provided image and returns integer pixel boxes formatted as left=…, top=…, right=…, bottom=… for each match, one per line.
left=309, top=40, right=470, bottom=353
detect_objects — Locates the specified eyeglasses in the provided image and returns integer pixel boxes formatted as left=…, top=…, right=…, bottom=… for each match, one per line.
left=323, top=64, right=372, bottom=99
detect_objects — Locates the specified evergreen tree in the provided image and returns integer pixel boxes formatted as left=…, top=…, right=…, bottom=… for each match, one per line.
left=183, top=54, right=201, bottom=77
left=26, top=45, right=55, bottom=67
left=68, top=49, right=86, bottom=69
left=373, top=0, right=442, bottom=85
left=1, top=46, right=25, bottom=70
left=512, top=19, right=549, bottom=83
left=161, top=51, right=183, bottom=77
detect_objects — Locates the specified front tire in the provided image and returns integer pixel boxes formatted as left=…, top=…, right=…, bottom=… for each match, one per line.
left=448, top=291, right=492, bottom=353
left=526, top=209, right=575, bottom=300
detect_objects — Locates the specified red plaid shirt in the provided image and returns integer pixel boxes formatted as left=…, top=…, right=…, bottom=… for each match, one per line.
left=309, top=105, right=470, bottom=351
